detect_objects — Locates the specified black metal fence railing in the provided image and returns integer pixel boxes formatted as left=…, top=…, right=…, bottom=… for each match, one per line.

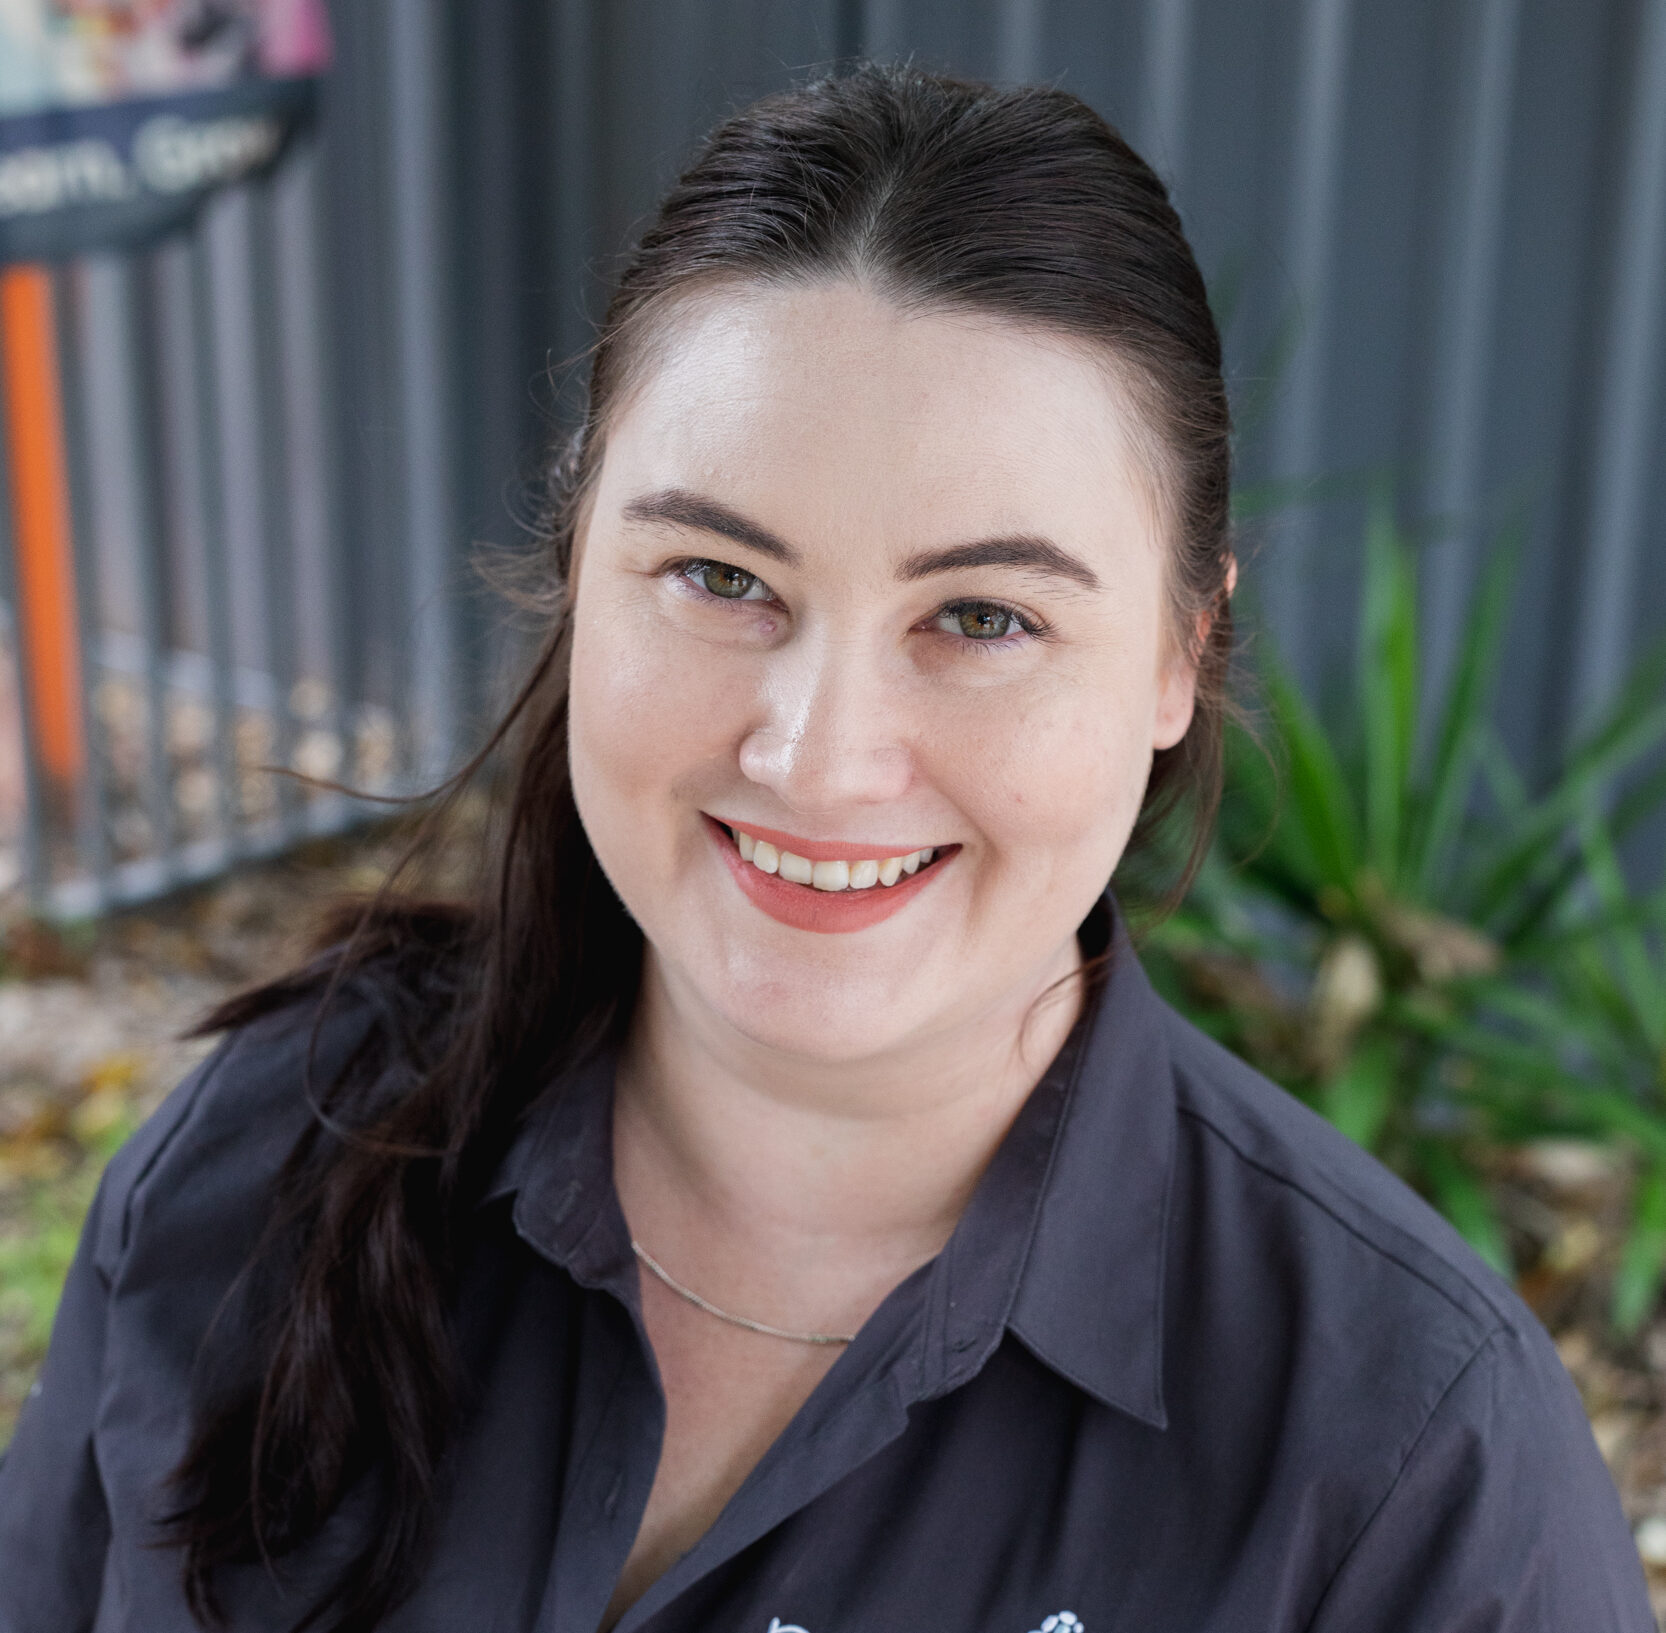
left=0, top=152, right=413, bottom=919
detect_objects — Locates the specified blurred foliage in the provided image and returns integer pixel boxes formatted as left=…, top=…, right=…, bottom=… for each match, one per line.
left=0, top=1056, right=142, bottom=1438
left=1, top=1168, right=102, bottom=1355
left=1443, top=827, right=1666, bottom=1331
left=1146, top=496, right=1666, bottom=1324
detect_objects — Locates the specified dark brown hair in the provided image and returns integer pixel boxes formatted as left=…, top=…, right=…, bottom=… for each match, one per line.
left=166, top=64, right=1232, bottom=1628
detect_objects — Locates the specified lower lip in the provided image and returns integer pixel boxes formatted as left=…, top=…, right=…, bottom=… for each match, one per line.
left=705, top=815, right=953, bottom=934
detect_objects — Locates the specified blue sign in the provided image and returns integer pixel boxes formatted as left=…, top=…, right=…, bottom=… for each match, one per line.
left=0, top=1, right=331, bottom=263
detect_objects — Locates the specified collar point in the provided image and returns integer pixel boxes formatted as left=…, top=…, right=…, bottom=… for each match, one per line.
left=1009, top=1321, right=1169, bottom=1432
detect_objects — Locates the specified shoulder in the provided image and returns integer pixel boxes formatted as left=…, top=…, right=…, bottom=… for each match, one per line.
left=91, top=979, right=383, bottom=1287
left=1160, top=1001, right=1516, bottom=1348
left=1152, top=999, right=1603, bottom=1505
left=1149, top=1003, right=1647, bottom=1618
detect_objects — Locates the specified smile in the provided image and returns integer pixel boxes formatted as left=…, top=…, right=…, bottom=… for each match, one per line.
left=731, top=828, right=935, bottom=891
left=705, top=816, right=954, bottom=933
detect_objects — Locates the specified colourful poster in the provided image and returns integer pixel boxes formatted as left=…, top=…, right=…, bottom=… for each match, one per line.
left=0, top=0, right=332, bottom=262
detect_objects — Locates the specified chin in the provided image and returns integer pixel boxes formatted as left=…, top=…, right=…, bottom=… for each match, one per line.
left=697, top=935, right=938, bottom=1064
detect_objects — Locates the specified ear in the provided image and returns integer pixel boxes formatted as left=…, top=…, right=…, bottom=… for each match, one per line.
left=1153, top=553, right=1235, bottom=752
left=1152, top=659, right=1198, bottom=752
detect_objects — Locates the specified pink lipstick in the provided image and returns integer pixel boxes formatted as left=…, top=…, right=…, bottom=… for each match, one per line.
left=704, top=814, right=954, bottom=934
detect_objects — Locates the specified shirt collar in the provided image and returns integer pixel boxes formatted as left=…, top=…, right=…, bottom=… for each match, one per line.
left=486, top=893, right=1174, bottom=1431
left=486, top=1045, right=638, bottom=1298
left=1005, top=907, right=1174, bottom=1428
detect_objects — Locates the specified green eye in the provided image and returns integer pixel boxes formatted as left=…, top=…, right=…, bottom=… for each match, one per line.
left=698, top=562, right=758, bottom=599
left=949, top=603, right=1014, bottom=640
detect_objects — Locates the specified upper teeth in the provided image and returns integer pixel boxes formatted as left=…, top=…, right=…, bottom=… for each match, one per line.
left=734, top=829, right=935, bottom=891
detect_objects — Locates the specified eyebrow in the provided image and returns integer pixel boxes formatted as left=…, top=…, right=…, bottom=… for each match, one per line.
left=622, top=486, right=1101, bottom=592
left=622, top=488, right=800, bottom=565
left=897, top=536, right=1102, bottom=593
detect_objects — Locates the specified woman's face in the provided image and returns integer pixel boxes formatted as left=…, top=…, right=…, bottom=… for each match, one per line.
left=568, top=282, right=1198, bottom=1065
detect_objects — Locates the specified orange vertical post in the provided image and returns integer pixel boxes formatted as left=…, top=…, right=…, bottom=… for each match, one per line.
left=0, top=265, right=85, bottom=790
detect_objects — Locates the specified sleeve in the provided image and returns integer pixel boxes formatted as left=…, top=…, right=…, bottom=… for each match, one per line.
left=1305, top=1323, right=1655, bottom=1633
left=0, top=1039, right=230, bottom=1633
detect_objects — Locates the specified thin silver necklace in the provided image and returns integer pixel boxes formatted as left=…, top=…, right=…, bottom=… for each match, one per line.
left=630, top=1240, right=856, bottom=1346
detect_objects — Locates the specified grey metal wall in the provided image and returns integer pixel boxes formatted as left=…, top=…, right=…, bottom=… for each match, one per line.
left=424, top=0, right=1666, bottom=783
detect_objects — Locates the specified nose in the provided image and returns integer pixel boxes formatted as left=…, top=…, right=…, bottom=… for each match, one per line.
left=737, top=631, right=913, bottom=813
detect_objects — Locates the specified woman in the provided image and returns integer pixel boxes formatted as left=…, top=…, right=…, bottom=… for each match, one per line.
left=0, top=65, right=1649, bottom=1633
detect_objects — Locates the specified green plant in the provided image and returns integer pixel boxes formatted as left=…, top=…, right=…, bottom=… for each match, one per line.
left=1428, top=813, right=1666, bottom=1329
left=1146, top=497, right=1666, bottom=1283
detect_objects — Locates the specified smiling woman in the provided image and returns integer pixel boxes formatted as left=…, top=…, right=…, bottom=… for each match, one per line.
left=0, top=65, right=1649, bottom=1633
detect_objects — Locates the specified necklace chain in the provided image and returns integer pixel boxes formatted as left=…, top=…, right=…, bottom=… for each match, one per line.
left=630, top=1240, right=856, bottom=1346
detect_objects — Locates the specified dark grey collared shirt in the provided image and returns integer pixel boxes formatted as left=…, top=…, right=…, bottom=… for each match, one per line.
left=0, top=917, right=1651, bottom=1631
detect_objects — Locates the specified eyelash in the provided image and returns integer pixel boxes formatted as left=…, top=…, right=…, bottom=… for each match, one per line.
left=669, top=558, right=1053, bottom=650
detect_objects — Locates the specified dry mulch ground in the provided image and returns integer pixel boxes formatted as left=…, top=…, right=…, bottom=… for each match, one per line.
left=1, top=826, right=1664, bottom=1622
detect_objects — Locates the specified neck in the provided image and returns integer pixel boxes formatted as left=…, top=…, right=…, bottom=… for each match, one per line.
left=611, top=935, right=1084, bottom=1329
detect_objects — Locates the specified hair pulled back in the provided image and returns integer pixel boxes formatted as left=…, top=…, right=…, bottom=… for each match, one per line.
left=166, top=65, right=1232, bottom=1629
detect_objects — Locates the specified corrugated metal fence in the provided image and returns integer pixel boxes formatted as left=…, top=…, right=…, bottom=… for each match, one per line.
left=2, top=0, right=1663, bottom=916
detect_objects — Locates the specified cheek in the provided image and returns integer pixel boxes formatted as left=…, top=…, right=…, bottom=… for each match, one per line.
left=567, top=578, right=751, bottom=825
left=931, top=653, right=1159, bottom=883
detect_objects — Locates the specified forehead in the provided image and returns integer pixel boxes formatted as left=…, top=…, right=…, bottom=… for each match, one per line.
left=596, top=281, right=1166, bottom=564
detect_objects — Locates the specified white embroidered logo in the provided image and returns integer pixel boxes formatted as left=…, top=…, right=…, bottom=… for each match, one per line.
left=765, top=1609, right=1078, bottom=1632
